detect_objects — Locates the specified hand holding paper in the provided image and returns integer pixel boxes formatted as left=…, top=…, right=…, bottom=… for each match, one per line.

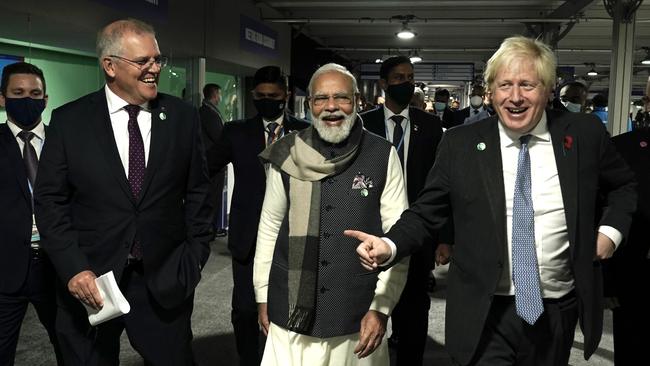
left=82, top=271, right=131, bottom=326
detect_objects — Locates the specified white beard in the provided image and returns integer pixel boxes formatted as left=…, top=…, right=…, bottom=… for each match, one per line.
left=311, top=106, right=357, bottom=144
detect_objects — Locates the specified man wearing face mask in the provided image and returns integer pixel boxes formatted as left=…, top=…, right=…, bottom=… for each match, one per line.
left=456, top=85, right=487, bottom=124
left=0, top=62, right=63, bottom=365
left=559, top=81, right=587, bottom=113
left=360, top=56, right=443, bottom=366
left=433, top=88, right=458, bottom=129
left=209, top=65, right=309, bottom=366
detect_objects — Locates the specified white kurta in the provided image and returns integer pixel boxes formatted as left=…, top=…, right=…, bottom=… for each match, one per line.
left=254, top=147, right=409, bottom=366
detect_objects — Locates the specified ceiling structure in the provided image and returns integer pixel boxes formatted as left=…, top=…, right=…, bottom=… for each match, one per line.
left=257, top=0, right=650, bottom=95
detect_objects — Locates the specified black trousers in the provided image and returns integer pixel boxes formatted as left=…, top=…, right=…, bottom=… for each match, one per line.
left=231, top=254, right=262, bottom=366
left=210, top=171, right=226, bottom=231
left=612, top=258, right=650, bottom=366
left=389, top=251, right=432, bottom=366
left=0, top=256, right=63, bottom=366
left=466, top=292, right=578, bottom=366
left=55, top=262, right=194, bottom=366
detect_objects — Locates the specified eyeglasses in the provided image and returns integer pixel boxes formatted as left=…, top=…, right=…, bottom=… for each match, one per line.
left=109, top=55, right=168, bottom=70
left=310, top=93, right=355, bottom=107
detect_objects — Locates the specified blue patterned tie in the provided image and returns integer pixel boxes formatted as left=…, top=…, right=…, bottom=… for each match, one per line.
left=512, top=134, right=544, bottom=325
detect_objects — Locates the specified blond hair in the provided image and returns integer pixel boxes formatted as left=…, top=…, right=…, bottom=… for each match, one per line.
left=484, top=36, right=556, bottom=92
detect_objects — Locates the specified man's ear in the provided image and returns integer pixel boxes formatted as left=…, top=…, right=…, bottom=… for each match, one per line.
left=43, top=94, right=49, bottom=108
left=102, top=57, right=117, bottom=78
left=0, top=92, right=5, bottom=108
left=285, top=90, right=292, bottom=102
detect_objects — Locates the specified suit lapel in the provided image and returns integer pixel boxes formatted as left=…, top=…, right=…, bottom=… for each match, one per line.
left=548, top=112, right=578, bottom=253
left=138, top=100, right=166, bottom=205
left=406, top=107, right=419, bottom=180
left=0, top=124, right=31, bottom=202
left=475, top=118, right=507, bottom=249
left=251, top=116, right=266, bottom=152
left=92, top=90, right=135, bottom=204
left=362, top=108, right=386, bottom=138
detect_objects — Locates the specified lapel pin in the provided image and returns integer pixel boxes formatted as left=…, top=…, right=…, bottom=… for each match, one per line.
left=641, top=141, right=647, bottom=148
left=159, top=112, right=167, bottom=120
left=360, top=188, right=369, bottom=197
left=413, top=124, right=419, bottom=132
left=476, top=142, right=486, bottom=151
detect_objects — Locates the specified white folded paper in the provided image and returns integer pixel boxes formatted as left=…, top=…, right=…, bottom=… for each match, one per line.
left=83, top=271, right=131, bottom=326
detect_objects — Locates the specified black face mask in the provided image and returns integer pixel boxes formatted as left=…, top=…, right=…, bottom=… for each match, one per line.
left=386, top=81, right=415, bottom=107
left=254, top=98, right=285, bottom=120
left=4, top=97, right=46, bottom=129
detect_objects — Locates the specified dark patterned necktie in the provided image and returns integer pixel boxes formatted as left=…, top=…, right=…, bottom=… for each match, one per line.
left=125, top=104, right=144, bottom=259
left=17, top=130, right=38, bottom=189
left=512, top=134, right=544, bottom=324
left=391, top=115, right=405, bottom=167
left=266, top=122, right=279, bottom=146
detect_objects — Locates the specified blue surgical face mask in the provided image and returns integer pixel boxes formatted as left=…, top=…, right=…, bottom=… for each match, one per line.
left=563, top=101, right=582, bottom=113
left=434, top=102, right=447, bottom=112
left=4, top=97, right=46, bottom=129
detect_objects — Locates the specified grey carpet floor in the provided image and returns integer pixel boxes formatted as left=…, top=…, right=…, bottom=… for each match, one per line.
left=15, top=237, right=614, bottom=365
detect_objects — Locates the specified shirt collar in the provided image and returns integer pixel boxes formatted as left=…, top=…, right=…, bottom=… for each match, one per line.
left=7, top=120, right=46, bottom=141
left=383, top=104, right=410, bottom=124
left=498, top=110, right=550, bottom=147
left=471, top=105, right=485, bottom=114
left=263, top=113, right=284, bottom=128
left=105, top=84, right=149, bottom=114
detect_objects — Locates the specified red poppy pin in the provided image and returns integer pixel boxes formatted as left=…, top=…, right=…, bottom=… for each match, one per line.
left=640, top=141, right=647, bottom=148
left=564, top=135, right=573, bottom=150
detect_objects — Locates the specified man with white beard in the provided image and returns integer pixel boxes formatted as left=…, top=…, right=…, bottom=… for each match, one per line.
left=253, top=63, right=410, bottom=366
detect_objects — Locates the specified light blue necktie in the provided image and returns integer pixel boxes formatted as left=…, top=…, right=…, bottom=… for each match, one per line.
left=512, top=134, right=544, bottom=325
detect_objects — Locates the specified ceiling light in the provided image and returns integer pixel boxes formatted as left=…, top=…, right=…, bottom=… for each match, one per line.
left=396, top=23, right=416, bottom=39
left=586, top=63, right=597, bottom=76
left=409, top=52, right=422, bottom=63
left=642, top=47, right=650, bottom=65
left=375, top=58, right=382, bottom=64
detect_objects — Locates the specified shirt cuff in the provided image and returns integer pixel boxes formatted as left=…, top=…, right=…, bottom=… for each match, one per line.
left=598, top=225, right=623, bottom=249
left=379, top=237, right=397, bottom=267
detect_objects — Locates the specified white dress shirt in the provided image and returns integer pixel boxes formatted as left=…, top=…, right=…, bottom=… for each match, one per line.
left=496, top=111, right=621, bottom=298
left=382, top=105, right=410, bottom=179
left=105, top=85, right=152, bottom=176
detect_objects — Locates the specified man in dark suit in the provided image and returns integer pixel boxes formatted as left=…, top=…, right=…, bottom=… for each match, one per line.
left=34, top=19, right=212, bottom=365
left=209, top=66, right=309, bottom=366
left=348, top=36, right=636, bottom=366
left=607, top=128, right=650, bottom=365
left=360, top=55, right=442, bottom=366
left=0, top=62, right=63, bottom=366
left=199, top=83, right=227, bottom=237
left=433, top=88, right=457, bottom=129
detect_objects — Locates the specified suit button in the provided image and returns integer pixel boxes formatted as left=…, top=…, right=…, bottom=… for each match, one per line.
left=320, top=286, right=329, bottom=294
left=320, top=260, right=329, bottom=266
left=497, top=261, right=503, bottom=268
left=325, top=205, right=334, bottom=212
left=327, top=178, right=336, bottom=184
left=323, top=232, right=331, bottom=239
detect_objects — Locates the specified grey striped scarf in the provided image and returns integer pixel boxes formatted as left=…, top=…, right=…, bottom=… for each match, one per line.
left=259, top=120, right=362, bottom=332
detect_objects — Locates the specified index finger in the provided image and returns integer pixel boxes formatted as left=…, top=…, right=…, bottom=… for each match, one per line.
left=344, top=230, right=371, bottom=241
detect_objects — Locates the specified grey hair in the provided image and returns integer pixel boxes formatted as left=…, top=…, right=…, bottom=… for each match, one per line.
left=307, top=63, right=359, bottom=96
left=96, top=19, right=155, bottom=58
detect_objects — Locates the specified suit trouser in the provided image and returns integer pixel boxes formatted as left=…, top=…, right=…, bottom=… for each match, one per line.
left=55, top=262, right=194, bottom=366
left=0, top=256, right=63, bottom=366
left=232, top=254, right=262, bottom=366
left=210, top=171, right=226, bottom=231
left=389, top=250, right=431, bottom=366
left=612, top=258, right=650, bottom=366
left=465, top=291, right=578, bottom=366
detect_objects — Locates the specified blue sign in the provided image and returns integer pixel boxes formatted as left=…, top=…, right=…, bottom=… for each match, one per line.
left=0, top=55, right=24, bottom=79
left=240, top=15, right=279, bottom=58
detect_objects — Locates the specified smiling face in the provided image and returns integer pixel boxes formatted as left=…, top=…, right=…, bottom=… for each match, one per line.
left=309, top=71, right=358, bottom=143
left=491, top=56, right=550, bottom=134
left=103, top=31, right=161, bottom=105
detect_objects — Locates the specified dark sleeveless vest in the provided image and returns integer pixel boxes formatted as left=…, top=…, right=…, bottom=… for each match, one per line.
left=267, top=130, right=394, bottom=338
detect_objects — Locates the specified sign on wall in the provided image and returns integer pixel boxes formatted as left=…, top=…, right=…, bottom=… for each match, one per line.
left=240, top=15, right=278, bottom=58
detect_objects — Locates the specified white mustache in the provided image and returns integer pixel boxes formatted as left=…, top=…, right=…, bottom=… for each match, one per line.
left=318, top=110, right=348, bottom=120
